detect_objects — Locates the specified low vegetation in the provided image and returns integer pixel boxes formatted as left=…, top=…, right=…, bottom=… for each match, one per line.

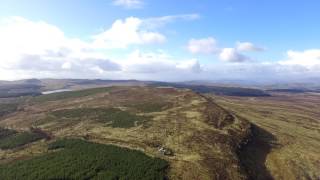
left=33, top=87, right=113, bottom=102
left=0, top=128, right=47, bottom=150
left=51, top=107, right=149, bottom=128
left=0, top=103, right=18, bottom=117
left=0, top=84, right=41, bottom=98
left=151, top=82, right=270, bottom=96
left=0, top=139, right=169, bottom=180
left=0, top=127, right=18, bottom=139
left=131, top=102, right=171, bottom=113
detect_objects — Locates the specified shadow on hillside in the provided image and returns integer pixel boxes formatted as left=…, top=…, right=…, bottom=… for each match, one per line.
left=237, top=124, right=277, bottom=180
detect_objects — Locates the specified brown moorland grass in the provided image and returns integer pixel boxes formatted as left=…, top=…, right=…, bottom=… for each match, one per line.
left=212, top=92, right=320, bottom=180
left=0, top=86, right=251, bottom=179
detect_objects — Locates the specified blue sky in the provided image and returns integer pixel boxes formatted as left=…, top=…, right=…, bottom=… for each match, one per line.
left=0, top=0, right=319, bottom=82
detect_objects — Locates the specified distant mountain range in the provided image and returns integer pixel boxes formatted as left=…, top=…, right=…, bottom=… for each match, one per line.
left=0, top=78, right=319, bottom=98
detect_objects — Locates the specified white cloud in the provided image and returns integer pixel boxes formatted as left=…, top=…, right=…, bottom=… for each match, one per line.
left=88, top=58, right=121, bottom=71
left=93, top=14, right=200, bottom=49
left=112, top=0, right=143, bottom=9
left=0, top=16, right=203, bottom=81
left=122, top=50, right=202, bottom=74
left=1, top=16, right=319, bottom=82
left=0, top=17, right=121, bottom=79
left=114, top=50, right=203, bottom=81
left=0, top=17, right=65, bottom=68
left=236, top=42, right=265, bottom=52
left=279, top=49, right=320, bottom=68
left=92, top=17, right=166, bottom=49
left=176, top=59, right=202, bottom=73
left=187, top=37, right=218, bottom=54
left=219, top=48, right=251, bottom=62
left=186, top=38, right=262, bottom=63
left=62, top=62, right=72, bottom=69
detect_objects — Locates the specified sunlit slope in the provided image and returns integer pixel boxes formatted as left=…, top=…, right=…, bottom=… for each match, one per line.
left=214, top=93, right=320, bottom=180
left=0, top=86, right=251, bottom=179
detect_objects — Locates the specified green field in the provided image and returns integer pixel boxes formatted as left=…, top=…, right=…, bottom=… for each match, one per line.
left=0, top=139, right=169, bottom=180
left=51, top=107, right=149, bottom=128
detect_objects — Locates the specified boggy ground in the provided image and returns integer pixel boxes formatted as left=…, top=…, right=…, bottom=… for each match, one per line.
left=0, top=86, right=251, bottom=180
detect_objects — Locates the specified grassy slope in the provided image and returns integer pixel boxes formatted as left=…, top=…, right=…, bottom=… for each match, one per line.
left=213, top=93, right=320, bottom=179
left=50, top=107, right=149, bottom=128
left=130, top=102, right=171, bottom=113
left=0, top=86, right=251, bottom=179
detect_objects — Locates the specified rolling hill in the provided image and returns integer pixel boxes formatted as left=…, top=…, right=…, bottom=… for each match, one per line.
left=0, top=86, right=252, bottom=179
left=0, top=80, right=319, bottom=179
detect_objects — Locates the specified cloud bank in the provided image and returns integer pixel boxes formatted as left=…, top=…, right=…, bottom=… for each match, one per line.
left=186, top=37, right=263, bottom=63
left=0, top=16, right=319, bottom=82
